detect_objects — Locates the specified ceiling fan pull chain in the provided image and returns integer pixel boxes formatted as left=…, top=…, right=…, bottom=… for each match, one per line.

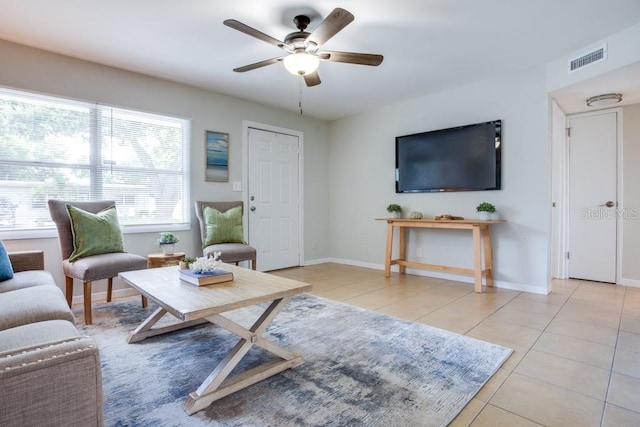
left=299, top=78, right=303, bottom=115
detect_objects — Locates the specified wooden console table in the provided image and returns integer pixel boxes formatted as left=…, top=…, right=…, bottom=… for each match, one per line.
left=376, top=218, right=506, bottom=293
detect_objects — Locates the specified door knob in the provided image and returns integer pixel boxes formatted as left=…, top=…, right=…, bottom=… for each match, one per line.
left=250, top=206, right=256, bottom=211
left=599, top=201, right=615, bottom=208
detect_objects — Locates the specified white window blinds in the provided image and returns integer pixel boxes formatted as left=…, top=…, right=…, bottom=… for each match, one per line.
left=0, top=87, right=190, bottom=231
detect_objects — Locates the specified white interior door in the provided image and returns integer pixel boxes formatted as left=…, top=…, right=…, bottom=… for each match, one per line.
left=568, top=111, right=618, bottom=282
left=247, top=127, right=300, bottom=271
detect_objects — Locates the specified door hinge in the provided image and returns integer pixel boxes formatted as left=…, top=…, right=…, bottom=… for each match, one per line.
left=566, top=127, right=571, bottom=137
left=566, top=251, right=570, bottom=260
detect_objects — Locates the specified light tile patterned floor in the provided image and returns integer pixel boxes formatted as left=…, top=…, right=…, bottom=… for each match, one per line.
left=271, top=263, right=640, bottom=427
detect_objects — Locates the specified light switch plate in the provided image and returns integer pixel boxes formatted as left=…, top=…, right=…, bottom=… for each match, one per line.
left=232, top=181, right=242, bottom=192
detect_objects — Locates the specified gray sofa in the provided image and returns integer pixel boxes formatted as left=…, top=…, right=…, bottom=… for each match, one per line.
left=0, top=250, right=103, bottom=427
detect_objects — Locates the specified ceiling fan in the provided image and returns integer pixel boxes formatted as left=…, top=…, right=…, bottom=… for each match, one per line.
left=223, top=8, right=383, bottom=87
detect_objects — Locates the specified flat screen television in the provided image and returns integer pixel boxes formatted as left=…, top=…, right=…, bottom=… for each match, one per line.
left=395, top=120, right=501, bottom=193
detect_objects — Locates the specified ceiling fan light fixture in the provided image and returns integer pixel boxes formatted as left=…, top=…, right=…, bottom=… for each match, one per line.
left=283, top=52, right=320, bottom=76
left=586, top=93, right=622, bottom=107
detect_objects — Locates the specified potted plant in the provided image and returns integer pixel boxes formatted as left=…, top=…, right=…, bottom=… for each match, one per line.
left=157, top=231, right=179, bottom=255
left=387, top=203, right=402, bottom=219
left=179, top=256, right=196, bottom=270
left=476, top=202, right=496, bottom=220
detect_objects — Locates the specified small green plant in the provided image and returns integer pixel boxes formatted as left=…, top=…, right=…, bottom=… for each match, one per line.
left=476, top=202, right=496, bottom=213
left=180, top=256, right=196, bottom=270
left=386, top=204, right=402, bottom=213
left=156, top=231, right=179, bottom=246
left=182, top=256, right=196, bottom=264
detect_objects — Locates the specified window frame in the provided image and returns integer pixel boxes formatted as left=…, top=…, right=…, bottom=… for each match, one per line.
left=0, top=87, right=191, bottom=240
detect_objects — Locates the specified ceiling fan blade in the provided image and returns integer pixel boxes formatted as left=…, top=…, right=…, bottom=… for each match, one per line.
left=304, top=71, right=321, bottom=87
left=223, top=19, right=283, bottom=48
left=306, top=8, right=354, bottom=48
left=233, top=57, right=284, bottom=73
left=319, top=51, right=384, bottom=66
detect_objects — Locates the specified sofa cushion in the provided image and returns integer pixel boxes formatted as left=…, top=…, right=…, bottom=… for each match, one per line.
left=0, top=319, right=80, bottom=353
left=67, top=204, right=125, bottom=262
left=0, top=270, right=56, bottom=294
left=0, top=285, right=75, bottom=331
left=62, top=252, right=147, bottom=282
left=203, top=205, right=246, bottom=246
left=0, top=240, right=14, bottom=281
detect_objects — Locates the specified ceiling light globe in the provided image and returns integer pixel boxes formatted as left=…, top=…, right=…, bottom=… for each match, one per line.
left=283, top=53, right=319, bottom=76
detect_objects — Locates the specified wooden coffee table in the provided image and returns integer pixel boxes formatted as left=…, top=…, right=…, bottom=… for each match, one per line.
left=118, top=264, right=312, bottom=415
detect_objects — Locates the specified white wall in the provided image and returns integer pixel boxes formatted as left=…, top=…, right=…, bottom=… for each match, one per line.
left=0, top=39, right=331, bottom=297
left=546, top=22, right=640, bottom=93
left=329, top=67, right=551, bottom=294
left=622, top=103, right=640, bottom=286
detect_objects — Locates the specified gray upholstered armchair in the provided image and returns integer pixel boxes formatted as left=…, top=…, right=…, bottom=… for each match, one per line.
left=48, top=199, right=147, bottom=324
left=194, top=201, right=257, bottom=270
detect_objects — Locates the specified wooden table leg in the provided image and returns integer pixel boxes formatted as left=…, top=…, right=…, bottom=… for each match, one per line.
left=398, top=226, right=406, bottom=274
left=127, top=307, right=208, bottom=343
left=384, top=223, right=393, bottom=277
left=83, top=281, right=92, bottom=325
left=183, top=298, right=304, bottom=415
left=482, top=226, right=494, bottom=287
left=472, top=225, right=483, bottom=293
left=64, top=276, right=73, bottom=308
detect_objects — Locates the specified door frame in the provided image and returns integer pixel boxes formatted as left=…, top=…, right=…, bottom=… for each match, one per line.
left=553, top=107, right=623, bottom=283
left=242, top=120, right=305, bottom=267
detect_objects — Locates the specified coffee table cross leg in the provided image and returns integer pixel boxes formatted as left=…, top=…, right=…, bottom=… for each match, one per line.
left=184, top=298, right=305, bottom=415
left=184, top=357, right=304, bottom=415
left=127, top=307, right=208, bottom=344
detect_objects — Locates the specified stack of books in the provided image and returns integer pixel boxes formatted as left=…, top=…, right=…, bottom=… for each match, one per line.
left=179, top=268, right=234, bottom=286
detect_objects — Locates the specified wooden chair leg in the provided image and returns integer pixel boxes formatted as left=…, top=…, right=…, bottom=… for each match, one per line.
left=83, top=281, right=92, bottom=325
left=107, top=277, right=113, bottom=302
left=251, top=259, right=257, bottom=270
left=64, top=276, right=74, bottom=308
left=141, top=295, right=148, bottom=308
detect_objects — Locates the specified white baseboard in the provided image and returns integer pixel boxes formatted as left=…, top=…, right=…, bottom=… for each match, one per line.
left=620, top=278, right=640, bottom=288
left=302, top=257, right=333, bottom=266
left=326, top=257, right=384, bottom=270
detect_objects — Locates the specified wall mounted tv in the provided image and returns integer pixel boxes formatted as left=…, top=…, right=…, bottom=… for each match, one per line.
left=395, top=119, right=502, bottom=193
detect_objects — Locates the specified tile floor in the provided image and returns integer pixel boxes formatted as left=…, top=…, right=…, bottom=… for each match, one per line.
left=270, top=263, right=640, bottom=427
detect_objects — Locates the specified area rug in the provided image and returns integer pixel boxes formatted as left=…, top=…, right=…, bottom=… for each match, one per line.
left=77, top=294, right=512, bottom=427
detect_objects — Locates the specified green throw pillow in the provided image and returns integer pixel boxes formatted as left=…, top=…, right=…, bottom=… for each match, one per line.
left=67, top=204, right=125, bottom=262
left=203, top=206, right=246, bottom=247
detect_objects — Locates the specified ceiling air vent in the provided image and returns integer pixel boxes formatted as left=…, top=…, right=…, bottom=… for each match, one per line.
left=568, top=44, right=607, bottom=73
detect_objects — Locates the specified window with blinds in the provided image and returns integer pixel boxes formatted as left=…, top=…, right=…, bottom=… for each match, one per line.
left=0, top=88, right=190, bottom=232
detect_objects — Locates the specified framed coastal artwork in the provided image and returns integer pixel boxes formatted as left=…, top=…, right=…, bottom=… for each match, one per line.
left=205, top=130, right=229, bottom=182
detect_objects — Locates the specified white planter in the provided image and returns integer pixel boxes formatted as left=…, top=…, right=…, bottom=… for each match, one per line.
left=390, top=212, right=401, bottom=219
left=161, top=243, right=175, bottom=255
left=478, top=211, right=491, bottom=221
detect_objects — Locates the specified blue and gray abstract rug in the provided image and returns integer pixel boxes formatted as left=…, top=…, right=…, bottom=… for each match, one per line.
left=80, top=294, right=512, bottom=426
